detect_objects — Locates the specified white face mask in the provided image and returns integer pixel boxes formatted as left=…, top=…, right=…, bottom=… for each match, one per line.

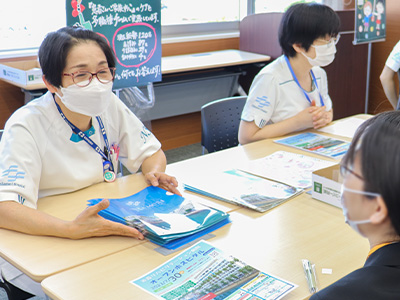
left=55, top=79, right=113, bottom=117
left=340, top=185, right=380, bottom=236
left=301, top=41, right=337, bottom=67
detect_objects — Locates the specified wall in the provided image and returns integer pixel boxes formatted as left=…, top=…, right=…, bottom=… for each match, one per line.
left=368, top=0, right=400, bottom=114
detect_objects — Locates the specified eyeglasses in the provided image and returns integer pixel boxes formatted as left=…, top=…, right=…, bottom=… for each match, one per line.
left=63, top=67, right=116, bottom=87
left=340, top=164, right=364, bottom=181
left=341, top=185, right=380, bottom=199
left=314, top=34, right=341, bottom=48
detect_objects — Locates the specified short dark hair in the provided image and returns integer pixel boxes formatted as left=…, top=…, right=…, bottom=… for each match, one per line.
left=342, top=111, right=400, bottom=235
left=279, top=3, right=340, bottom=57
left=38, top=26, right=116, bottom=87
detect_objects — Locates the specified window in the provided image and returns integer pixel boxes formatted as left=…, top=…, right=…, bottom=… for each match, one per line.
left=254, top=0, right=323, bottom=13
left=1, top=0, right=328, bottom=58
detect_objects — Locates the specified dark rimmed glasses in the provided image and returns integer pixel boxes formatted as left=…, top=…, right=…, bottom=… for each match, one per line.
left=63, top=67, right=116, bottom=87
left=339, top=164, right=364, bottom=181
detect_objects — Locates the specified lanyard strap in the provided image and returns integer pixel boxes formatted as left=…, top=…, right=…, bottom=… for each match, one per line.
left=54, top=99, right=114, bottom=172
left=284, top=55, right=325, bottom=107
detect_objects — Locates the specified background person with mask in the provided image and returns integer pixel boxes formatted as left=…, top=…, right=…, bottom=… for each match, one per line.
left=310, top=111, right=400, bottom=299
left=380, top=40, right=400, bottom=109
left=0, top=26, right=179, bottom=298
left=238, top=3, right=340, bottom=145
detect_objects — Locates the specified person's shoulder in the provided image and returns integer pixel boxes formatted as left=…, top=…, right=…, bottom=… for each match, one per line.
left=255, top=55, right=289, bottom=82
left=7, top=92, right=55, bottom=127
left=392, top=40, right=400, bottom=52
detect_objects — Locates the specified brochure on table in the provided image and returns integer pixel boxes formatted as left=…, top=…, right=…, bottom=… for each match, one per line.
left=87, top=186, right=230, bottom=249
left=317, top=117, right=366, bottom=138
left=132, top=240, right=297, bottom=300
left=184, top=169, right=302, bottom=213
left=274, top=132, right=350, bottom=159
left=238, top=151, right=337, bottom=189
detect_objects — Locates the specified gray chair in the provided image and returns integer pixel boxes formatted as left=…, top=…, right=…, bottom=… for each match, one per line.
left=0, top=130, right=3, bottom=141
left=201, top=96, right=247, bottom=154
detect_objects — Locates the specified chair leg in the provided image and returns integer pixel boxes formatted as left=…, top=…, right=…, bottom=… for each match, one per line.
left=0, top=273, right=35, bottom=300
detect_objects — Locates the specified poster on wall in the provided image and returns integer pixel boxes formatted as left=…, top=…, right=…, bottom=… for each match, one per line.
left=66, top=0, right=162, bottom=90
left=354, top=0, right=386, bottom=44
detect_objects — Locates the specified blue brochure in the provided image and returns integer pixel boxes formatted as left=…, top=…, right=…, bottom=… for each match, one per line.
left=87, top=186, right=230, bottom=249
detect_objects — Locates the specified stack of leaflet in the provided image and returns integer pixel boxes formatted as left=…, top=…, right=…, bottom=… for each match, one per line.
left=184, top=169, right=303, bottom=213
left=87, top=186, right=230, bottom=249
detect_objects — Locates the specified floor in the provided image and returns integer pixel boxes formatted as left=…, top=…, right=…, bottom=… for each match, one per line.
left=163, top=142, right=203, bottom=164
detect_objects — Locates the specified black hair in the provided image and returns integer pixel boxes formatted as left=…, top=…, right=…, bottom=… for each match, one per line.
left=279, top=3, right=340, bottom=57
left=38, top=26, right=116, bottom=87
left=342, top=111, right=400, bottom=235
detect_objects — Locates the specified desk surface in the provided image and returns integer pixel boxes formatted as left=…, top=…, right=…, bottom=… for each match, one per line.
left=38, top=115, right=371, bottom=300
left=161, top=49, right=270, bottom=75
left=1, top=50, right=270, bottom=91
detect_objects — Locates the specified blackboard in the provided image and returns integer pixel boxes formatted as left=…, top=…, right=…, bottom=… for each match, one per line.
left=354, top=0, right=386, bottom=44
left=66, top=0, right=161, bottom=90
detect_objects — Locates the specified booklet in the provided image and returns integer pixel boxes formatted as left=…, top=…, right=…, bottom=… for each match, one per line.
left=184, top=169, right=302, bottom=213
left=238, top=151, right=337, bottom=189
left=87, top=186, right=230, bottom=249
left=132, top=240, right=298, bottom=300
left=274, top=132, right=350, bottom=159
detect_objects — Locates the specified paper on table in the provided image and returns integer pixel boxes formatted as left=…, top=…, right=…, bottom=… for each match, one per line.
left=132, top=240, right=297, bottom=300
left=238, top=151, right=337, bottom=189
left=317, top=117, right=366, bottom=138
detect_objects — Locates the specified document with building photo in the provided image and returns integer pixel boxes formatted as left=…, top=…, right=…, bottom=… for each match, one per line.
left=238, top=150, right=337, bottom=189
left=274, top=132, right=350, bottom=159
left=183, top=169, right=302, bottom=213
left=131, top=240, right=297, bottom=300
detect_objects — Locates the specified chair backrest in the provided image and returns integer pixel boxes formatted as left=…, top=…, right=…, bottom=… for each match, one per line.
left=239, top=12, right=284, bottom=60
left=201, top=96, right=247, bottom=154
left=0, top=130, right=3, bottom=141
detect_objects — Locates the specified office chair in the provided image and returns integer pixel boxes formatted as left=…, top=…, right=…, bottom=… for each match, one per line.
left=201, top=96, right=247, bottom=154
left=0, top=269, right=34, bottom=300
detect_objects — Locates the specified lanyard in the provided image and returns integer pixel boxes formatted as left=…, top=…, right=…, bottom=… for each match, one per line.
left=54, top=99, right=114, bottom=173
left=284, top=55, right=325, bottom=106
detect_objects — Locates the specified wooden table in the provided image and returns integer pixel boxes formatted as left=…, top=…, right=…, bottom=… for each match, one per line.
left=38, top=116, right=370, bottom=300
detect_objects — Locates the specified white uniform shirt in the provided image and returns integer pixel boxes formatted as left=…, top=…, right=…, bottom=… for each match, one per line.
left=241, top=55, right=332, bottom=128
left=0, top=91, right=161, bottom=208
left=385, top=41, right=400, bottom=72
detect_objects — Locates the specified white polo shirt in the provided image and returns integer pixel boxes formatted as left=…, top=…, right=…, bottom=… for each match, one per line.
left=385, top=41, right=400, bottom=72
left=241, top=55, right=332, bottom=128
left=0, top=91, right=161, bottom=208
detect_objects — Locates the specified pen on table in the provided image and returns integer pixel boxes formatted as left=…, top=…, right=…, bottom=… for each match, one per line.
left=302, top=259, right=318, bottom=294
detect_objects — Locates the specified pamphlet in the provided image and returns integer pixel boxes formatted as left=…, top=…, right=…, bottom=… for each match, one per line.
left=317, top=117, right=366, bottom=138
left=184, top=169, right=302, bottom=213
left=238, top=151, right=337, bottom=189
left=87, top=186, right=230, bottom=249
left=274, top=132, right=350, bottom=159
left=132, top=240, right=298, bottom=300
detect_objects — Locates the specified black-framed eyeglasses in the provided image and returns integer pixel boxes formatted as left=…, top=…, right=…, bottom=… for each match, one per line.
left=340, top=164, right=364, bottom=181
left=63, top=67, right=116, bottom=87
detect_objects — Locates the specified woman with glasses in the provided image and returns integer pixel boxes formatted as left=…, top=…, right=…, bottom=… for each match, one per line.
left=310, top=111, right=400, bottom=299
left=239, top=3, right=340, bottom=145
left=0, top=26, right=181, bottom=298
left=0, top=26, right=182, bottom=235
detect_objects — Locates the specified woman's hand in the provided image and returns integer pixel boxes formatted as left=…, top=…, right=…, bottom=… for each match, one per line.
left=144, top=171, right=181, bottom=196
left=69, top=199, right=145, bottom=239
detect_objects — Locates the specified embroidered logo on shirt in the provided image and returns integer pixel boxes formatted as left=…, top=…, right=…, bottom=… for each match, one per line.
left=18, top=194, right=26, bottom=205
left=140, top=125, right=152, bottom=144
left=2, top=165, right=26, bottom=182
left=252, top=96, right=270, bottom=113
